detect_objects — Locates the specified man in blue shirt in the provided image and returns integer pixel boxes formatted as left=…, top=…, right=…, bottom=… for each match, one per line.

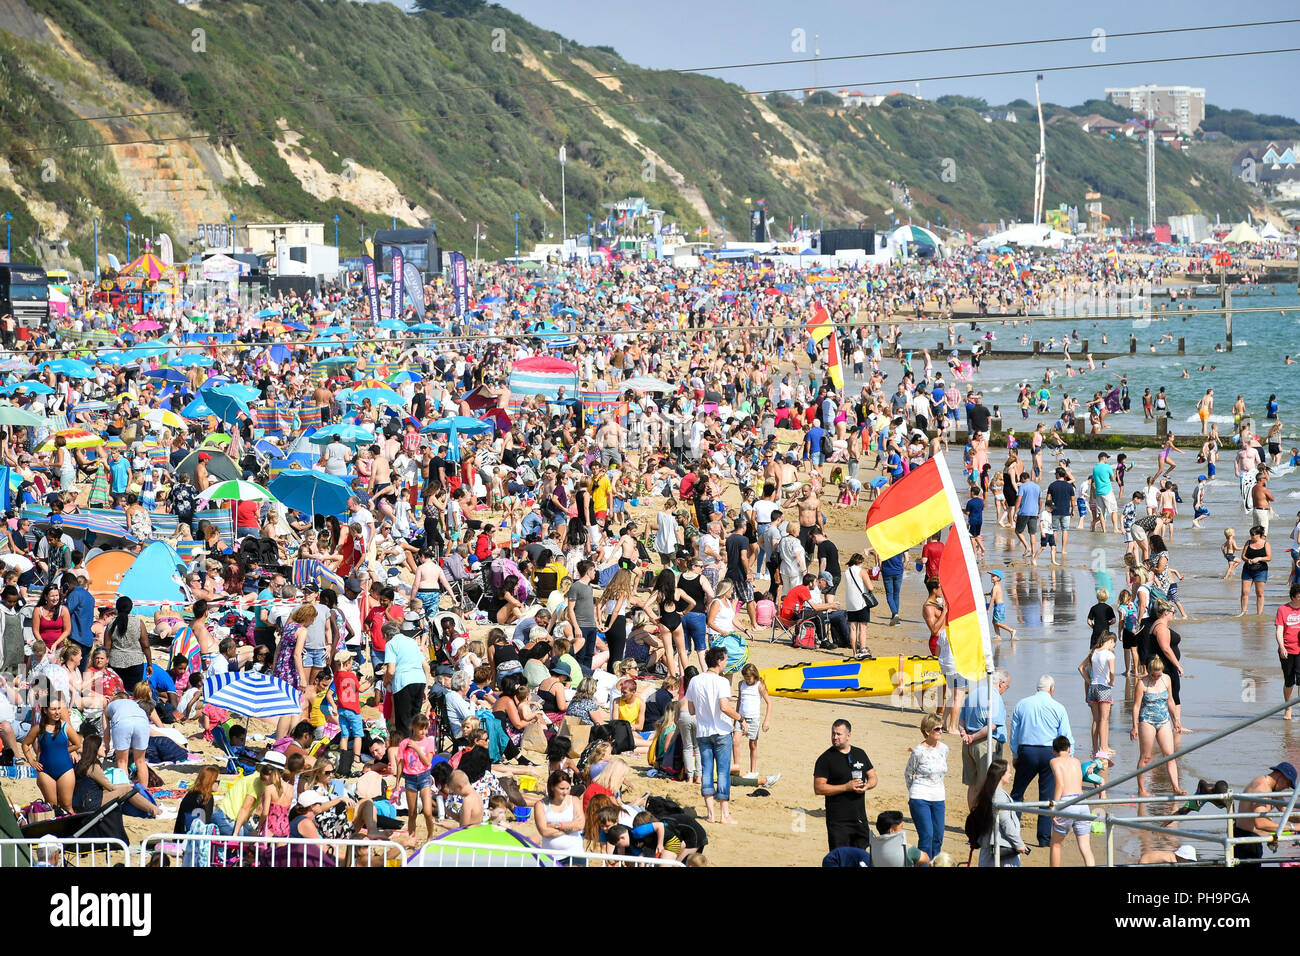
left=1091, top=452, right=1120, bottom=533
left=148, top=656, right=187, bottom=723
left=805, top=421, right=827, bottom=467
left=1013, top=472, right=1043, bottom=562
left=960, top=668, right=1010, bottom=809
left=107, top=448, right=131, bottom=498
left=61, top=572, right=94, bottom=673
left=1008, top=674, right=1074, bottom=846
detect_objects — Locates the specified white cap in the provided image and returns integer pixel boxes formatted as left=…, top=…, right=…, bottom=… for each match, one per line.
left=1174, top=845, right=1197, bottom=862
left=298, top=790, right=327, bottom=809
left=450, top=637, right=466, bottom=654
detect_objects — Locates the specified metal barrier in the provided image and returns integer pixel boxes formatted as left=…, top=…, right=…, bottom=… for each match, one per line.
left=138, top=834, right=408, bottom=868
left=0, top=837, right=132, bottom=867
left=994, top=694, right=1300, bottom=866
left=405, top=840, right=684, bottom=867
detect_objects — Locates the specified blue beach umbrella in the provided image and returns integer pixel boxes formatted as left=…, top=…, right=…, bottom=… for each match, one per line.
left=420, top=415, right=492, bottom=462
left=267, top=470, right=353, bottom=517
left=202, top=671, right=302, bottom=718
left=38, top=359, right=95, bottom=379
left=198, top=385, right=251, bottom=426
left=307, top=423, right=374, bottom=446
left=146, top=368, right=189, bottom=385
left=170, top=354, right=213, bottom=368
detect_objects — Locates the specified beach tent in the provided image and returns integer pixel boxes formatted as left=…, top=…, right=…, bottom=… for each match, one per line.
left=408, top=824, right=550, bottom=867
left=507, top=356, right=579, bottom=404
left=200, top=254, right=244, bottom=282
left=889, top=224, right=944, bottom=257
left=1258, top=222, right=1283, bottom=240
left=85, top=550, right=135, bottom=605
left=1223, top=222, right=1262, bottom=244
left=977, top=224, right=1073, bottom=250
left=118, top=541, right=189, bottom=607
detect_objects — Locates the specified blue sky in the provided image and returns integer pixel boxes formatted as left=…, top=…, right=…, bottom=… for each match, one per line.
left=490, top=0, right=1299, bottom=118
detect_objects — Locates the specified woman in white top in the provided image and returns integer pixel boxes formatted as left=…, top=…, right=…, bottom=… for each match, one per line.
left=903, top=714, right=949, bottom=862
left=843, top=553, right=875, bottom=660
left=532, top=771, right=584, bottom=864
left=705, top=580, right=737, bottom=639
left=1078, top=631, right=1116, bottom=757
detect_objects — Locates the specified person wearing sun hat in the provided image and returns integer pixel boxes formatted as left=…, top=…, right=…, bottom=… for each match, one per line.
left=212, top=750, right=285, bottom=836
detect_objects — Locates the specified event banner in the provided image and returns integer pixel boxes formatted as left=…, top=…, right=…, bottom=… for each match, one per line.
left=403, top=261, right=426, bottom=319
left=391, top=251, right=404, bottom=322
left=362, top=255, right=381, bottom=325
left=450, top=251, right=469, bottom=318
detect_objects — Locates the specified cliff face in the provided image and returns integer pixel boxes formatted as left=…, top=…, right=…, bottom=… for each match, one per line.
left=0, top=0, right=1262, bottom=272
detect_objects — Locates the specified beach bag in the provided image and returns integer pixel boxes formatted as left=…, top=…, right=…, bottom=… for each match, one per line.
left=755, top=599, right=775, bottom=627
left=820, top=432, right=834, bottom=458
left=708, top=633, right=750, bottom=676
left=791, top=620, right=817, bottom=650
left=608, top=719, right=636, bottom=755
left=520, top=720, right=550, bottom=754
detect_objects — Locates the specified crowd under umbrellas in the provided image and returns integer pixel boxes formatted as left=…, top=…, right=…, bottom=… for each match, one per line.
left=0, top=243, right=1294, bottom=866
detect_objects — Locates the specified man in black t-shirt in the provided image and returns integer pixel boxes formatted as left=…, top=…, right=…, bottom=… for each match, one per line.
left=813, top=719, right=877, bottom=850
left=1045, top=467, right=1076, bottom=553
left=967, top=395, right=991, bottom=437
left=428, top=446, right=455, bottom=488
left=723, top=516, right=756, bottom=628
left=812, top=527, right=841, bottom=593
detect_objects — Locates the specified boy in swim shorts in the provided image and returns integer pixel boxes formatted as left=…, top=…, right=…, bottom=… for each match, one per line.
left=1047, top=735, right=1095, bottom=867
left=986, top=570, right=1014, bottom=639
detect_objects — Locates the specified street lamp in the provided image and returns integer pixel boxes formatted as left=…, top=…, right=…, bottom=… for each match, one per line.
left=229, top=213, right=236, bottom=255
left=2, top=212, right=10, bottom=255
left=720, top=215, right=726, bottom=249
left=513, top=213, right=519, bottom=262
left=586, top=213, right=592, bottom=258
left=558, top=144, right=567, bottom=242
left=124, top=212, right=131, bottom=261
left=333, top=214, right=339, bottom=249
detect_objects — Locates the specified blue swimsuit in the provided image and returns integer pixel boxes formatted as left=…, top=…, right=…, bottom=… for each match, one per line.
left=38, top=721, right=74, bottom=779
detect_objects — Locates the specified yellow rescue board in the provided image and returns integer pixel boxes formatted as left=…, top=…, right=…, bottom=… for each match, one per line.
left=759, top=655, right=945, bottom=699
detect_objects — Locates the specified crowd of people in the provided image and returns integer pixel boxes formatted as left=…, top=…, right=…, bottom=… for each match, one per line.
left=0, top=246, right=1295, bottom=867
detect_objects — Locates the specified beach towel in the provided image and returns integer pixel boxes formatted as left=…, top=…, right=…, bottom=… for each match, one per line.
left=293, top=557, right=345, bottom=594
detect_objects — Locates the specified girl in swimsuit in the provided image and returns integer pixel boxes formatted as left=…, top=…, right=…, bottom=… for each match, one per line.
left=1131, top=658, right=1183, bottom=796
left=23, top=701, right=81, bottom=813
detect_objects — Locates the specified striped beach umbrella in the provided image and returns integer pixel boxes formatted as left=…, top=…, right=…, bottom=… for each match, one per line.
left=198, top=479, right=276, bottom=505
left=35, top=428, right=105, bottom=453
left=202, top=671, right=302, bottom=718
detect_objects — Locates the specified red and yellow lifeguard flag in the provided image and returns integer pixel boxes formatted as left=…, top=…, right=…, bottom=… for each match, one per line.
left=938, top=521, right=991, bottom=680
left=806, top=302, right=833, bottom=343
left=826, top=329, right=844, bottom=390
left=864, top=457, right=951, bottom=559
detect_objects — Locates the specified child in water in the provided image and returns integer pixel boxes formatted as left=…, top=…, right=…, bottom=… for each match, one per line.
left=986, top=570, right=1014, bottom=640
left=1222, top=529, right=1241, bottom=580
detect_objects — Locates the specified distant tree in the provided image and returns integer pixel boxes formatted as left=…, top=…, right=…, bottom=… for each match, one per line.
left=805, top=91, right=842, bottom=107
left=1072, top=98, right=1136, bottom=123
left=936, top=95, right=988, bottom=111
left=412, top=0, right=486, bottom=14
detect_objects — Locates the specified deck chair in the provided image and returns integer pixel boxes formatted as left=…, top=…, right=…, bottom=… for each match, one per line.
left=428, top=691, right=455, bottom=753
left=209, top=724, right=256, bottom=776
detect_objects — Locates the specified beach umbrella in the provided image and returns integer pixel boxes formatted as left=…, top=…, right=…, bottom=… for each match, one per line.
left=377, top=319, right=406, bottom=331
left=173, top=450, right=241, bottom=483
left=409, top=322, right=442, bottom=333
left=623, top=376, right=675, bottom=394
left=180, top=397, right=215, bottom=419
left=97, top=351, right=135, bottom=367
left=316, top=355, right=359, bottom=368
left=0, top=405, right=47, bottom=427
left=307, top=423, right=374, bottom=446
left=0, top=358, right=29, bottom=373
left=202, top=671, right=302, bottom=718
left=173, top=627, right=201, bottom=678
left=118, top=540, right=188, bottom=607
left=267, top=470, right=352, bottom=517
left=145, top=368, right=189, bottom=385
left=37, top=359, right=95, bottom=379
left=198, top=479, right=275, bottom=505
left=283, top=320, right=309, bottom=332
left=0, top=381, right=53, bottom=396
left=143, top=409, right=185, bottom=430
left=349, top=387, right=405, bottom=408
left=170, top=354, right=213, bottom=368
left=198, top=385, right=250, bottom=426
left=200, top=432, right=233, bottom=449
left=35, top=429, right=104, bottom=453
left=481, top=407, right=511, bottom=433
left=409, top=824, right=549, bottom=867
left=255, top=307, right=282, bottom=319
left=386, top=370, right=422, bottom=384
left=420, top=415, right=492, bottom=462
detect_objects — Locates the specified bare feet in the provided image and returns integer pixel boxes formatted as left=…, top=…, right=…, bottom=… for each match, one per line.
left=719, top=815, right=739, bottom=825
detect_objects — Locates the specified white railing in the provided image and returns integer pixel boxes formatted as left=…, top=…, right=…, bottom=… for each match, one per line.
left=138, top=834, right=408, bottom=868
left=406, top=839, right=683, bottom=867
left=0, top=837, right=132, bottom=867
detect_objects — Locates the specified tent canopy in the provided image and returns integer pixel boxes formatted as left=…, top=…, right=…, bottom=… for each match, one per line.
left=1223, top=221, right=1262, bottom=244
